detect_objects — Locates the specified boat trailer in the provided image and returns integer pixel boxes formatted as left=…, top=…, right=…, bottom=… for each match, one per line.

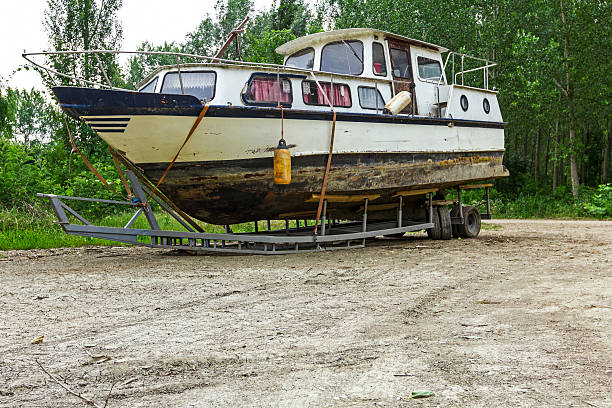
left=38, top=171, right=494, bottom=255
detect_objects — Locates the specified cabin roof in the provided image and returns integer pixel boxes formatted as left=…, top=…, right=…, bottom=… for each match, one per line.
left=275, top=28, right=449, bottom=56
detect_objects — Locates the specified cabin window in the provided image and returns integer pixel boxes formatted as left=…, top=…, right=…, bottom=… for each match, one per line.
left=358, top=86, right=385, bottom=110
left=417, top=56, right=443, bottom=81
left=390, top=48, right=412, bottom=79
left=139, top=77, right=158, bottom=93
left=161, top=71, right=216, bottom=101
left=320, top=40, right=364, bottom=75
left=302, top=80, right=351, bottom=107
left=242, top=74, right=293, bottom=106
left=285, top=48, right=314, bottom=69
left=372, top=42, right=387, bottom=76
left=483, top=98, right=491, bottom=114
left=460, top=95, right=469, bottom=111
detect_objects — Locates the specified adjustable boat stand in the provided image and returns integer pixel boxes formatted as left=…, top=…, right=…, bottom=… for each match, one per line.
left=38, top=171, right=435, bottom=255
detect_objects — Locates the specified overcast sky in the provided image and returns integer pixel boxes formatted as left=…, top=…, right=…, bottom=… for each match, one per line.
left=0, top=0, right=276, bottom=90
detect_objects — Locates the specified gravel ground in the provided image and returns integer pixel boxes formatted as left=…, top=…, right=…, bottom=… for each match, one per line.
left=0, top=219, right=610, bottom=407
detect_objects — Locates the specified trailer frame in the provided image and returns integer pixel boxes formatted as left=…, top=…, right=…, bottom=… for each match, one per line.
left=38, top=171, right=438, bottom=255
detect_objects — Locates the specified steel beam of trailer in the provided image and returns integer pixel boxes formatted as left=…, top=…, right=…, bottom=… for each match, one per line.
left=37, top=172, right=435, bottom=255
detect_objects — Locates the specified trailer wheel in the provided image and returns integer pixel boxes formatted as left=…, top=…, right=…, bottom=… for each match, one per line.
left=455, top=206, right=481, bottom=238
left=438, top=207, right=452, bottom=240
left=426, top=208, right=441, bottom=239
left=450, top=206, right=460, bottom=237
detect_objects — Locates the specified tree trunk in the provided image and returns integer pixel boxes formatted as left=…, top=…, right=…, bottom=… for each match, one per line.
left=568, top=109, right=580, bottom=197
left=603, top=119, right=611, bottom=183
left=544, top=127, right=551, bottom=180
left=523, top=131, right=529, bottom=164
left=534, top=128, right=541, bottom=188
left=553, top=116, right=560, bottom=190
left=561, top=0, right=580, bottom=198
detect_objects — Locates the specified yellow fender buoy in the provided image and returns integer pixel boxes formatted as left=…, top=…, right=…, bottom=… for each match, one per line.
left=274, top=139, right=291, bottom=185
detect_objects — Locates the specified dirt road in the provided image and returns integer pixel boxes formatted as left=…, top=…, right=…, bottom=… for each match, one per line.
left=1, top=220, right=610, bottom=407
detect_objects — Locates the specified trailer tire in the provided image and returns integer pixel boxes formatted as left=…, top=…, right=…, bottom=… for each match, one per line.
left=455, top=206, right=481, bottom=238
left=450, top=206, right=460, bottom=237
left=438, top=207, right=452, bottom=240
left=426, top=208, right=441, bottom=240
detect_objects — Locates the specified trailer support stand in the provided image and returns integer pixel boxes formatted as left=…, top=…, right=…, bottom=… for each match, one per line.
left=457, top=188, right=464, bottom=223
left=398, top=195, right=403, bottom=227
left=37, top=174, right=435, bottom=255
left=127, top=171, right=159, bottom=231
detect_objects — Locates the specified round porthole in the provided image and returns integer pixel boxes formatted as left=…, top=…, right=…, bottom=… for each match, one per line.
left=460, top=95, right=469, bottom=111
left=483, top=98, right=491, bottom=114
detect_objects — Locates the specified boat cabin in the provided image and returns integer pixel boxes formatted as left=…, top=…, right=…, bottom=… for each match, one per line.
left=137, top=28, right=502, bottom=123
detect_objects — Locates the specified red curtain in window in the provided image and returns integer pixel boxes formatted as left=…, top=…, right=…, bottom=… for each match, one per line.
left=250, top=78, right=290, bottom=103
left=333, top=85, right=351, bottom=107
left=313, top=83, right=350, bottom=107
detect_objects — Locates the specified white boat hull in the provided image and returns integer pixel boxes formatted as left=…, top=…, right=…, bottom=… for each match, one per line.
left=54, top=87, right=508, bottom=224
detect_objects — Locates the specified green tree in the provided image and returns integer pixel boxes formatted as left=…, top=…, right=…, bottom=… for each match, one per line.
left=6, top=89, right=51, bottom=147
left=270, top=0, right=313, bottom=37
left=125, top=41, right=182, bottom=89
left=244, top=29, right=296, bottom=64
left=43, top=0, right=125, bottom=158
left=44, top=0, right=124, bottom=87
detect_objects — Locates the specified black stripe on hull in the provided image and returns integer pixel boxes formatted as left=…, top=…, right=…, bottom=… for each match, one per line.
left=138, top=151, right=508, bottom=225
left=92, top=129, right=125, bottom=133
left=84, top=117, right=131, bottom=122
left=86, top=123, right=128, bottom=128
left=53, top=86, right=506, bottom=130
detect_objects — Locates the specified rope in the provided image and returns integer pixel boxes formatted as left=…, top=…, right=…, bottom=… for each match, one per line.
left=310, top=73, right=337, bottom=237
left=142, top=103, right=210, bottom=207
left=108, top=146, right=134, bottom=199
left=64, top=118, right=122, bottom=198
left=277, top=104, right=284, bottom=141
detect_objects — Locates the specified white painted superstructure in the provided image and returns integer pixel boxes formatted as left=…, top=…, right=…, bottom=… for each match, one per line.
left=78, top=28, right=505, bottom=165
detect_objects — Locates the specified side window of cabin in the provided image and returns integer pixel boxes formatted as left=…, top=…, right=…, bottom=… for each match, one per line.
left=358, top=86, right=385, bottom=110
left=417, top=56, right=443, bottom=81
left=242, top=75, right=293, bottom=106
left=302, top=80, right=351, bottom=107
left=390, top=48, right=412, bottom=79
left=285, top=48, right=314, bottom=69
left=320, top=40, right=364, bottom=75
left=161, top=71, right=216, bottom=101
left=372, top=42, right=387, bottom=76
left=139, top=77, right=158, bottom=93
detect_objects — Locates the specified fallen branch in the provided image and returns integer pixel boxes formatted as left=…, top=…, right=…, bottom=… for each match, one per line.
left=103, top=382, right=116, bottom=408
left=35, top=360, right=112, bottom=408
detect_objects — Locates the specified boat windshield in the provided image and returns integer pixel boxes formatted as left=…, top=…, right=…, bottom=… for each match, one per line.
left=320, top=40, right=363, bottom=75
left=139, top=77, right=158, bottom=93
left=285, top=48, right=314, bottom=69
left=161, top=71, right=216, bottom=101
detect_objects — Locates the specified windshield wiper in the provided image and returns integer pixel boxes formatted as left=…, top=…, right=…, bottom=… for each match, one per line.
left=342, top=40, right=363, bottom=64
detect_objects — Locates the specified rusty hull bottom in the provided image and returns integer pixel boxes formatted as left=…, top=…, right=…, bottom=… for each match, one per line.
left=138, top=151, right=508, bottom=225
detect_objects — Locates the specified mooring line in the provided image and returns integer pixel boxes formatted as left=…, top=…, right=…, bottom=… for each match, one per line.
left=142, top=103, right=210, bottom=207
left=310, top=72, right=337, bottom=238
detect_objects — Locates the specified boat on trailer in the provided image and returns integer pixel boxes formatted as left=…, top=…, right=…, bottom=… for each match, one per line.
left=27, top=27, right=508, bottom=253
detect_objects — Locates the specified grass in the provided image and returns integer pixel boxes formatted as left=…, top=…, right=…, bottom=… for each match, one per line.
left=452, top=187, right=609, bottom=220
left=2, top=185, right=609, bottom=251
left=0, top=202, right=308, bottom=251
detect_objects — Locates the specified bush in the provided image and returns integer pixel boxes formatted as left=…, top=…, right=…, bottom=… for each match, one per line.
left=584, top=184, right=612, bottom=219
left=454, top=185, right=604, bottom=219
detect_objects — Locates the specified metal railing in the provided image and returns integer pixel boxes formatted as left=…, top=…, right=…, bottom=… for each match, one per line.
left=22, top=49, right=393, bottom=93
left=440, top=51, right=497, bottom=90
